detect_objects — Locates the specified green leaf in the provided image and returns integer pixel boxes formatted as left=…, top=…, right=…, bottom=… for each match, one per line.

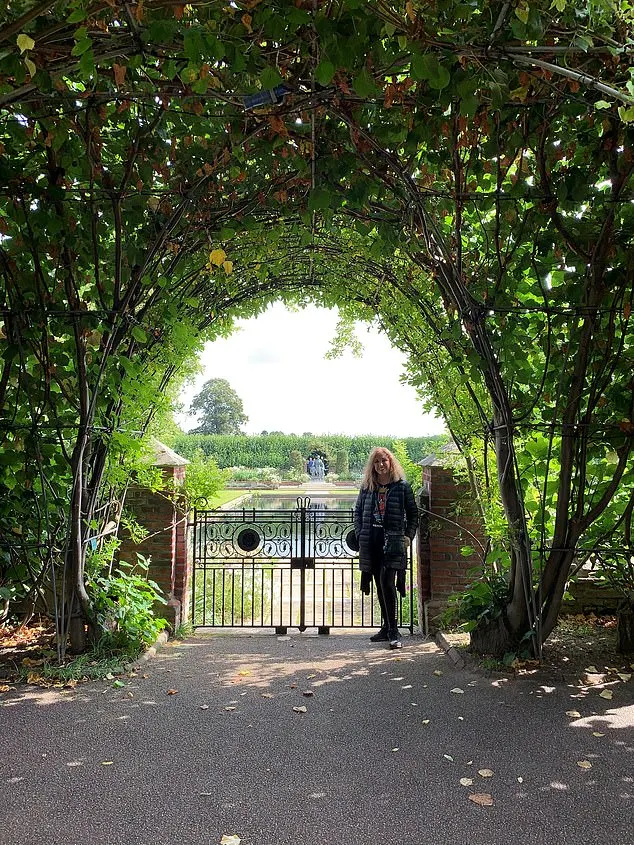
left=315, top=60, right=335, bottom=87
left=78, top=48, right=95, bottom=76
left=131, top=326, right=147, bottom=344
left=307, top=187, right=332, bottom=212
left=16, top=34, right=35, bottom=54
left=411, top=54, right=450, bottom=89
left=260, top=66, right=282, bottom=89
left=353, top=68, right=378, bottom=98
left=67, top=8, right=87, bottom=23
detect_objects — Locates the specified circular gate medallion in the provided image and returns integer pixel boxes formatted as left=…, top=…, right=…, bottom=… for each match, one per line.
left=236, top=527, right=261, bottom=553
left=345, top=529, right=359, bottom=552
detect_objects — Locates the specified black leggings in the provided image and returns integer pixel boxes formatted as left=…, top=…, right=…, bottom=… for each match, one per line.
left=369, top=527, right=398, bottom=631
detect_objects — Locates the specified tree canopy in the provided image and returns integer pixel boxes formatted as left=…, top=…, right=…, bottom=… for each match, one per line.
left=189, top=377, right=248, bottom=434
left=1, top=0, right=633, bottom=655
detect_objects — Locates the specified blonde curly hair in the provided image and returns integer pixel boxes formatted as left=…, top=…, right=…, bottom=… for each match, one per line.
left=360, top=447, right=406, bottom=492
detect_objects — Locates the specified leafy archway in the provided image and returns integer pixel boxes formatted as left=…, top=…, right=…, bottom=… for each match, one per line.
left=1, top=0, right=633, bottom=656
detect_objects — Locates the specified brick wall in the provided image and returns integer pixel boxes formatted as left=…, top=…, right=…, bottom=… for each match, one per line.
left=417, top=464, right=487, bottom=629
left=118, top=465, right=189, bottom=629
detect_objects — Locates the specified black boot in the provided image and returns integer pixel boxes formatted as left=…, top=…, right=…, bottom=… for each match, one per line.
left=370, top=627, right=389, bottom=642
left=388, top=628, right=402, bottom=649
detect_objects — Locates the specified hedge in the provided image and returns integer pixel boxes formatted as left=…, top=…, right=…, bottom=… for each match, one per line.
left=169, top=433, right=448, bottom=471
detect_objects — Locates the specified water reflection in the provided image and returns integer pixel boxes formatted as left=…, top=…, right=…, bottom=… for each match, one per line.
left=240, top=495, right=357, bottom=511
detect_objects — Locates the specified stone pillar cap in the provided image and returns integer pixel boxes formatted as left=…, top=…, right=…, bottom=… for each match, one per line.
left=147, top=438, right=190, bottom=467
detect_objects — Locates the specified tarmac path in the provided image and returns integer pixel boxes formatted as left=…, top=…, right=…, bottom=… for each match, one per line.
left=1, top=631, right=632, bottom=845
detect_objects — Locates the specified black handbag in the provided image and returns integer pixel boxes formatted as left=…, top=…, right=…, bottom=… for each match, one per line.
left=383, top=532, right=405, bottom=556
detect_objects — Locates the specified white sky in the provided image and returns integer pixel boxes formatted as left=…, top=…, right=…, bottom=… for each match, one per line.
left=177, top=303, right=445, bottom=437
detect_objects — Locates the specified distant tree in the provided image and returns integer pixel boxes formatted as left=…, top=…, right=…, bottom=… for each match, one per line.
left=335, top=450, right=349, bottom=476
left=189, top=379, right=248, bottom=435
left=289, top=450, right=305, bottom=474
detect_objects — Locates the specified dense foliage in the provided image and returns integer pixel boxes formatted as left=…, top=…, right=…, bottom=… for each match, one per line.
left=171, top=433, right=447, bottom=472
left=1, top=0, right=632, bottom=655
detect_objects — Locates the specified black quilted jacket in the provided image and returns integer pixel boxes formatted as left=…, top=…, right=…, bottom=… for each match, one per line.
left=354, top=480, right=418, bottom=571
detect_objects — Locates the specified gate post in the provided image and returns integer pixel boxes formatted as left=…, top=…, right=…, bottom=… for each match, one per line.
left=419, top=453, right=487, bottom=630
left=117, top=439, right=190, bottom=630
left=417, top=482, right=432, bottom=635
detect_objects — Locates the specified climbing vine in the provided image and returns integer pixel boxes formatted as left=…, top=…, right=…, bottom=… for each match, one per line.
left=0, top=0, right=632, bottom=655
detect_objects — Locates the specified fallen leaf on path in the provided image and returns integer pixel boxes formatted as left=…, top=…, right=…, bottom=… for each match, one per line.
left=517, top=777, right=523, bottom=783
left=478, top=769, right=494, bottom=778
left=433, top=670, right=443, bottom=676
left=199, top=705, right=209, bottom=710
left=402, top=684, right=412, bottom=689
left=617, top=673, right=631, bottom=682
left=105, top=673, right=114, bottom=680
left=585, top=665, right=598, bottom=673
left=237, top=670, right=251, bottom=676
left=422, top=719, right=430, bottom=725
left=292, top=705, right=307, bottom=714
left=167, top=688, right=178, bottom=695
left=469, top=793, right=494, bottom=806
left=220, top=835, right=241, bottom=845
left=592, top=732, right=605, bottom=737
left=459, top=778, right=473, bottom=787
left=566, top=710, right=581, bottom=718
left=100, top=761, right=113, bottom=766
left=599, top=689, right=613, bottom=700
left=444, top=754, right=454, bottom=762
left=577, top=760, right=592, bottom=769
left=391, top=747, right=399, bottom=752
left=224, top=706, right=236, bottom=712
left=450, top=688, right=464, bottom=694
left=113, top=680, right=125, bottom=688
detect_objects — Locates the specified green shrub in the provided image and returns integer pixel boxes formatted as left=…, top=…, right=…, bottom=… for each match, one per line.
left=289, top=449, right=305, bottom=473
left=335, top=449, right=349, bottom=475
left=441, top=572, right=510, bottom=632
left=172, top=434, right=448, bottom=472
left=88, top=553, right=168, bottom=649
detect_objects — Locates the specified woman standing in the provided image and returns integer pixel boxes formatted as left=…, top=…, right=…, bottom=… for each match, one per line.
left=354, top=447, right=418, bottom=649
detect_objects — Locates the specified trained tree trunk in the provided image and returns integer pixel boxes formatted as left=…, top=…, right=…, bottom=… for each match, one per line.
left=617, top=603, right=634, bottom=654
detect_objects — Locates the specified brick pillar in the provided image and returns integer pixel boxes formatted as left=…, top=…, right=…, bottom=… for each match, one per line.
left=420, top=462, right=487, bottom=628
left=117, top=441, right=190, bottom=630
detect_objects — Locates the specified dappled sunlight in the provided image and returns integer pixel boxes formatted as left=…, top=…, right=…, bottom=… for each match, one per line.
left=0, top=687, right=94, bottom=708
left=170, top=636, right=443, bottom=691
left=570, top=704, right=634, bottom=732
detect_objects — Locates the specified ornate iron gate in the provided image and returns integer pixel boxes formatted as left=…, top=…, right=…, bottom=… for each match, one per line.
left=190, top=496, right=414, bottom=632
